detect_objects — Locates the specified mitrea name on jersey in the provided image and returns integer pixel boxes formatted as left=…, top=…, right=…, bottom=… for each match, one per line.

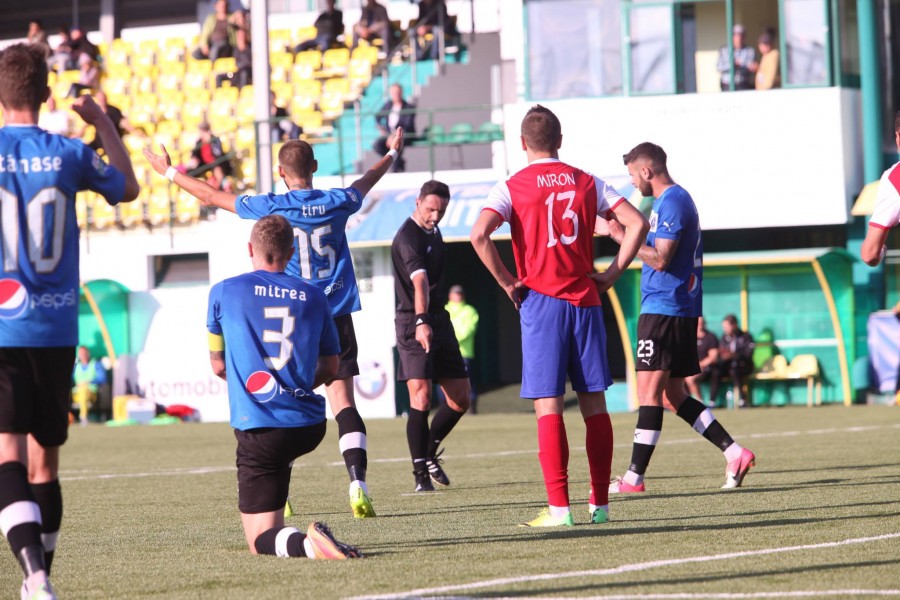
left=235, top=187, right=363, bottom=317
left=640, top=184, right=703, bottom=318
left=207, top=270, right=340, bottom=430
left=0, top=125, right=125, bottom=347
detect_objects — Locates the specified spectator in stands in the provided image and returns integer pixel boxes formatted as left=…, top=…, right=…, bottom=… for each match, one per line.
left=685, top=316, right=719, bottom=407
left=188, top=122, right=234, bottom=192
left=415, top=0, right=451, bottom=61
left=27, top=19, right=51, bottom=59
left=216, top=27, right=252, bottom=88
left=72, top=346, right=107, bottom=426
left=46, top=27, right=74, bottom=72
left=373, top=83, right=414, bottom=172
left=67, top=52, right=100, bottom=98
left=39, top=96, right=70, bottom=136
left=353, top=0, right=391, bottom=55
left=270, top=92, right=302, bottom=142
left=296, top=0, right=344, bottom=52
left=717, top=24, right=756, bottom=91
left=192, top=0, right=235, bottom=62
left=69, top=26, right=99, bottom=66
left=84, top=91, right=136, bottom=152
left=710, top=314, right=755, bottom=407
left=755, top=28, right=781, bottom=90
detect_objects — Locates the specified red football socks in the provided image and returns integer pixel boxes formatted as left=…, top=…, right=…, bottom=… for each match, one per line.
left=537, top=414, right=569, bottom=507
left=585, top=413, right=613, bottom=506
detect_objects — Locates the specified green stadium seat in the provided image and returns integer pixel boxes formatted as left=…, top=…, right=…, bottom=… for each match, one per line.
left=427, top=124, right=445, bottom=144
left=446, top=123, right=473, bottom=144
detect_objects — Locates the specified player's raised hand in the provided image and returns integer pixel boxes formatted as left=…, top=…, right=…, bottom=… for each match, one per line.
left=387, top=127, right=404, bottom=153
left=71, top=94, right=106, bottom=125
left=143, top=144, right=173, bottom=176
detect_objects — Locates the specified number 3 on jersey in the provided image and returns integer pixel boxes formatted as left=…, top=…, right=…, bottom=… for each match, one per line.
left=545, top=190, right=578, bottom=248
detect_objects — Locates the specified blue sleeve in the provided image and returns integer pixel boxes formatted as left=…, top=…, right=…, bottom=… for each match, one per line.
left=654, top=198, right=685, bottom=241
left=78, top=143, right=126, bottom=206
left=339, top=187, right=364, bottom=216
left=207, top=282, right=224, bottom=335
left=93, top=361, right=107, bottom=386
left=319, top=296, right=341, bottom=356
left=235, top=193, right=277, bottom=220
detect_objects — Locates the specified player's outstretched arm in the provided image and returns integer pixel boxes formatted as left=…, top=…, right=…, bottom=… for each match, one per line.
left=314, top=355, right=339, bottom=388
left=73, top=95, right=140, bottom=202
left=470, top=210, right=525, bottom=308
left=143, top=144, right=238, bottom=213
left=861, top=225, right=889, bottom=266
left=349, top=128, right=403, bottom=198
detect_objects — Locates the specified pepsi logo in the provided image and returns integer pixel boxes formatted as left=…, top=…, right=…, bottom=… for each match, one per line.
left=0, top=279, right=29, bottom=320
left=687, top=273, right=701, bottom=296
left=245, top=371, right=278, bottom=403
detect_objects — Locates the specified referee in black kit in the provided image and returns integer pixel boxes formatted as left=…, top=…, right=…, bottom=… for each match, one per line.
left=391, top=180, right=470, bottom=493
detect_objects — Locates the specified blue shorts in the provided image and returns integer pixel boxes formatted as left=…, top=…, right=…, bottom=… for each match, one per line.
left=519, top=290, right=612, bottom=399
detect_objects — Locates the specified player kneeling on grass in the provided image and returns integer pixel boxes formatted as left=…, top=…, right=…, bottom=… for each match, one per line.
left=206, top=215, right=361, bottom=559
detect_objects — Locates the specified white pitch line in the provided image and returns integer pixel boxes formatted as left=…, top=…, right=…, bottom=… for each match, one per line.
left=344, top=532, right=900, bottom=600
left=483, top=591, right=900, bottom=599
left=60, top=421, right=900, bottom=482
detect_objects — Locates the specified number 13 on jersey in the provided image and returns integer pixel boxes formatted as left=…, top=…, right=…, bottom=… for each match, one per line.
left=545, top=191, right=578, bottom=248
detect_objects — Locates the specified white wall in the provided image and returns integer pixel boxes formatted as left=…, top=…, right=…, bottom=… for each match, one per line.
left=501, top=87, right=862, bottom=230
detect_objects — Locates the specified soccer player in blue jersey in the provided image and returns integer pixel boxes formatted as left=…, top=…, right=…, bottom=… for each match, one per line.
left=606, top=142, right=755, bottom=493
left=145, top=132, right=402, bottom=518
left=207, top=215, right=361, bottom=560
left=0, top=44, right=139, bottom=600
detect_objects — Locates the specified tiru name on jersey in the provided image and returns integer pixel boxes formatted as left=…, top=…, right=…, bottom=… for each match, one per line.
left=300, top=204, right=327, bottom=217
left=253, top=284, right=308, bottom=300
left=536, top=172, right=576, bottom=187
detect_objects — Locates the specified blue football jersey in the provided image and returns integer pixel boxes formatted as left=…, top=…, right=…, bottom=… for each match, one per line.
left=207, top=269, right=341, bottom=430
left=0, top=125, right=125, bottom=347
left=640, top=185, right=703, bottom=318
left=235, top=187, right=363, bottom=317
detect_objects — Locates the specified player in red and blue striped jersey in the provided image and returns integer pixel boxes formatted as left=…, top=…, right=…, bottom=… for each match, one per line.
left=471, top=105, right=649, bottom=527
left=207, top=215, right=360, bottom=560
left=0, top=44, right=139, bottom=600
left=861, top=111, right=900, bottom=266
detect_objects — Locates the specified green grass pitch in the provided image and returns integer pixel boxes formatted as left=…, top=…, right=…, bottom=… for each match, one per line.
left=2, top=403, right=899, bottom=599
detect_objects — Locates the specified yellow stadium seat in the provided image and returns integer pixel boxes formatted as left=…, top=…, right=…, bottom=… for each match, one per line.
left=295, top=111, right=324, bottom=132
left=105, top=94, right=130, bottom=112
left=321, top=48, right=350, bottom=75
left=290, top=96, right=316, bottom=115
left=131, top=75, right=155, bottom=95
left=132, top=48, right=156, bottom=72
left=213, top=57, right=237, bottom=74
left=323, top=77, right=351, bottom=99
left=181, top=102, right=207, bottom=128
left=271, top=82, right=293, bottom=106
left=147, top=189, right=172, bottom=226
left=91, top=196, right=117, bottom=229
left=175, top=191, right=201, bottom=224
left=271, top=52, right=293, bottom=71
left=119, top=198, right=145, bottom=227
left=106, top=45, right=130, bottom=68
left=291, top=63, right=315, bottom=83
left=319, top=93, right=345, bottom=119
left=75, top=194, right=89, bottom=229
left=351, top=45, right=379, bottom=66
left=209, top=115, right=238, bottom=135
left=235, top=125, right=256, bottom=151
left=236, top=99, right=255, bottom=125
left=122, top=134, right=146, bottom=155
left=157, top=71, right=182, bottom=93
left=47, top=71, right=57, bottom=88
left=158, top=96, right=183, bottom=122
left=212, top=85, right=239, bottom=104
left=295, top=50, right=322, bottom=70
left=294, top=26, right=317, bottom=44
left=293, top=79, right=322, bottom=99
left=103, top=76, right=130, bottom=97
left=239, top=84, right=255, bottom=99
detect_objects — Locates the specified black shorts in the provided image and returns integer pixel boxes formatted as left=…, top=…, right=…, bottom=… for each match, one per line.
left=395, top=310, right=468, bottom=382
left=333, top=313, right=360, bottom=380
left=0, top=347, right=76, bottom=447
left=635, top=314, right=700, bottom=378
left=234, top=420, right=327, bottom=514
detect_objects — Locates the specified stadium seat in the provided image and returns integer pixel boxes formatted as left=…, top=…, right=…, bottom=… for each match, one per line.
left=294, top=26, right=317, bottom=46
left=236, top=97, right=255, bottom=125
left=476, top=121, right=504, bottom=142
left=347, top=59, right=373, bottom=89
left=295, top=50, right=323, bottom=71
left=147, top=189, right=172, bottom=226
left=351, top=45, right=379, bottom=66
left=323, top=78, right=352, bottom=101
left=103, top=75, right=130, bottom=97
left=290, top=96, right=316, bottom=115
left=212, top=86, right=239, bottom=104
left=294, top=79, right=322, bottom=100
left=157, top=66, right=185, bottom=93
left=119, top=197, right=145, bottom=227
left=427, top=124, right=446, bottom=144
left=159, top=39, right=186, bottom=65
left=175, top=191, right=201, bottom=224
left=291, top=62, right=316, bottom=83
left=319, top=93, right=345, bottom=119
left=122, top=134, right=147, bottom=156
left=271, top=82, right=293, bottom=106
left=91, top=196, right=117, bottom=229
left=446, top=123, right=474, bottom=145
left=181, top=101, right=207, bottom=128
left=320, top=48, right=351, bottom=76
left=131, top=75, right=155, bottom=95
left=234, top=126, right=256, bottom=156
left=75, top=194, right=89, bottom=229
left=157, top=94, right=185, bottom=122
left=786, top=354, right=822, bottom=406
left=295, top=111, right=325, bottom=134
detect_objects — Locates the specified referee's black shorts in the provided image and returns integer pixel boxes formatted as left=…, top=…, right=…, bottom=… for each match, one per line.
left=395, top=310, right=468, bottom=382
left=234, top=420, right=327, bottom=514
left=635, top=314, right=700, bottom=378
left=333, top=313, right=360, bottom=380
left=0, top=347, right=75, bottom=447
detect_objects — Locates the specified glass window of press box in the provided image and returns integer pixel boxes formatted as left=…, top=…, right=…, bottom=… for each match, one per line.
left=524, top=0, right=861, bottom=99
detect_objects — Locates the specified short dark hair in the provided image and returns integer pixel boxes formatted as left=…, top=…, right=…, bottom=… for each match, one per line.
left=723, top=314, right=739, bottom=326
left=251, top=215, right=294, bottom=263
left=278, top=140, right=315, bottom=178
left=0, top=44, right=48, bottom=112
left=30, top=19, right=43, bottom=28
left=419, top=179, right=450, bottom=201
left=622, top=142, right=668, bottom=171
left=895, top=110, right=900, bottom=135
left=520, top=104, right=561, bottom=153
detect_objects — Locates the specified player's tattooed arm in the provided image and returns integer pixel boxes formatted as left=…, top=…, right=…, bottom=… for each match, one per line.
left=209, top=351, right=226, bottom=380
left=637, top=236, right=678, bottom=272
left=143, top=144, right=237, bottom=212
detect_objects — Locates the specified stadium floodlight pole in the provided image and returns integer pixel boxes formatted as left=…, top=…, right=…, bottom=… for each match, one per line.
left=250, top=0, right=273, bottom=194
